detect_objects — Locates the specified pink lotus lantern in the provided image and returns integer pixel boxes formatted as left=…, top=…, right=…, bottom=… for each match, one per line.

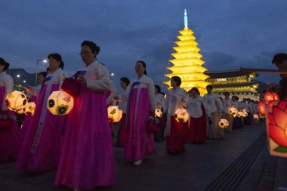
left=266, top=100, right=287, bottom=157
left=174, top=109, right=189, bottom=123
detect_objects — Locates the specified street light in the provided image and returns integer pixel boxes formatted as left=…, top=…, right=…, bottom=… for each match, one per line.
left=16, top=74, right=20, bottom=78
left=35, top=59, right=47, bottom=86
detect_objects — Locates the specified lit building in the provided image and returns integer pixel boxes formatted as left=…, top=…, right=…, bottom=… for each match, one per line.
left=205, top=69, right=260, bottom=100
left=163, top=9, right=210, bottom=95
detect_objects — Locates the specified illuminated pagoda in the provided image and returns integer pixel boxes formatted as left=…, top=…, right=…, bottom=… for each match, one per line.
left=205, top=69, right=260, bottom=100
left=163, top=9, right=210, bottom=95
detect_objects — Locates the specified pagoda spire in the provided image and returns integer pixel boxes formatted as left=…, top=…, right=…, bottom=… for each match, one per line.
left=184, top=9, right=188, bottom=29
left=163, top=10, right=210, bottom=95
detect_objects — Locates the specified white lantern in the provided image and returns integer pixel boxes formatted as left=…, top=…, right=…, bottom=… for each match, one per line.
left=5, top=91, right=27, bottom=112
left=155, top=109, right=163, bottom=117
left=253, top=114, right=259, bottom=120
left=23, top=102, right=36, bottom=116
left=174, top=109, right=189, bottom=123
left=229, top=107, right=238, bottom=118
left=47, top=91, right=74, bottom=115
left=107, top=106, right=122, bottom=122
left=218, top=118, right=229, bottom=129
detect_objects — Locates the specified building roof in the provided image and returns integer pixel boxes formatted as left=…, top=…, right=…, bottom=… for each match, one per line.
left=205, top=69, right=256, bottom=78
left=212, top=81, right=259, bottom=88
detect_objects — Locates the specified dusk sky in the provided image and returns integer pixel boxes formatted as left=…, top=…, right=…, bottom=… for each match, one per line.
left=1, top=0, right=286, bottom=92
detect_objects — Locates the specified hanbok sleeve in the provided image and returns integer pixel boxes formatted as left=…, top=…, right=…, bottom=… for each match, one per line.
left=2, top=75, right=13, bottom=110
left=58, top=71, right=68, bottom=90
left=86, top=64, right=110, bottom=92
left=27, top=86, right=40, bottom=97
left=182, top=89, right=189, bottom=108
left=147, top=78, right=156, bottom=111
left=163, top=92, right=170, bottom=113
left=215, top=95, right=223, bottom=112
left=106, top=79, right=117, bottom=105
left=201, top=98, right=211, bottom=117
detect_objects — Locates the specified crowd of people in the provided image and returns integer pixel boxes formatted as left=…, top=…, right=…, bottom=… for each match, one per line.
left=0, top=44, right=286, bottom=191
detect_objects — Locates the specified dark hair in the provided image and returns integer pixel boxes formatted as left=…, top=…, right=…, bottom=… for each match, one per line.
left=190, top=87, right=200, bottom=95
left=272, top=53, right=287, bottom=64
left=120, top=77, right=130, bottom=86
left=206, top=85, right=213, bottom=90
left=0, top=57, right=10, bottom=71
left=154, top=85, right=161, bottom=93
left=171, top=76, right=181, bottom=86
left=81, top=40, right=100, bottom=57
left=136, top=60, right=147, bottom=75
left=39, top=72, right=47, bottom=78
left=48, top=53, right=64, bottom=69
left=46, top=67, right=51, bottom=73
left=223, top=92, right=230, bottom=96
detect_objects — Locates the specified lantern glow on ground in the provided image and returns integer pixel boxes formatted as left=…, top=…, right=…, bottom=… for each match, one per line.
left=163, top=9, right=210, bottom=95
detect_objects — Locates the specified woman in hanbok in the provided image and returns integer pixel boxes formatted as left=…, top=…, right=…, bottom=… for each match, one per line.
left=0, top=58, right=22, bottom=162
left=187, top=87, right=210, bottom=144
left=117, top=77, right=130, bottom=147
left=16, top=53, right=67, bottom=172
left=21, top=71, right=47, bottom=137
left=115, top=61, right=156, bottom=165
left=203, top=85, right=224, bottom=139
left=222, top=92, right=233, bottom=132
left=163, top=76, right=189, bottom=154
left=232, top=96, right=243, bottom=129
left=154, top=84, right=165, bottom=142
left=55, top=41, right=116, bottom=191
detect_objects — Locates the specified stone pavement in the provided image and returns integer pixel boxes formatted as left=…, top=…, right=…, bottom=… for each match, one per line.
left=0, top=122, right=286, bottom=191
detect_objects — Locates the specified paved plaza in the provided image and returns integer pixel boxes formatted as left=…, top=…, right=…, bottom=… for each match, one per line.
left=1, top=122, right=287, bottom=191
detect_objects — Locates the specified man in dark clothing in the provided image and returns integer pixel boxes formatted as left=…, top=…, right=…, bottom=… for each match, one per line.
left=272, top=53, right=287, bottom=100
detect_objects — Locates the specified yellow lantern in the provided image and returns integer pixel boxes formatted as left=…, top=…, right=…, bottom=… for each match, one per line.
left=5, top=90, right=27, bottom=112
left=174, top=108, right=189, bottom=123
left=218, top=118, right=229, bottom=129
left=155, top=109, right=163, bottom=117
left=237, top=111, right=243, bottom=117
left=253, top=114, right=259, bottom=120
left=47, top=91, right=74, bottom=115
left=107, top=106, right=122, bottom=122
left=23, top=102, right=36, bottom=116
left=266, top=100, right=287, bottom=157
left=229, top=107, right=238, bottom=118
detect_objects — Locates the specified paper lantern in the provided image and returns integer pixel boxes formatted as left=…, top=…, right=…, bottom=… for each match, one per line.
left=155, top=109, right=163, bottom=117
left=107, top=106, right=122, bottom=122
left=5, top=91, right=27, bottom=112
left=218, top=118, right=229, bottom=129
left=237, top=111, right=243, bottom=117
left=258, top=101, right=266, bottom=115
left=23, top=102, right=36, bottom=116
left=174, top=108, right=189, bottom=123
left=229, top=107, right=237, bottom=118
left=253, top=114, right=259, bottom=120
left=242, top=109, right=248, bottom=117
left=266, top=100, right=287, bottom=157
left=47, top=91, right=74, bottom=115
left=264, top=91, right=279, bottom=103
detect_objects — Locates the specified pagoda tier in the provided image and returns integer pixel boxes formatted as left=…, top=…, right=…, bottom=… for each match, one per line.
left=163, top=10, right=210, bottom=95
